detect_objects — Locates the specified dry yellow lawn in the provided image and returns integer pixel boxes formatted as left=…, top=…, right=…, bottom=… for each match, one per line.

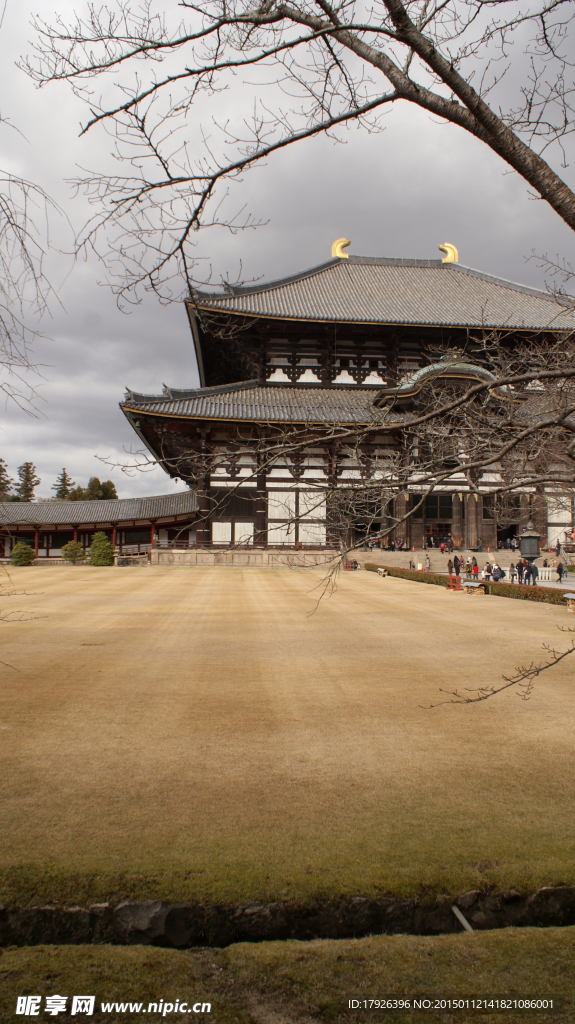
left=1, top=564, right=574, bottom=906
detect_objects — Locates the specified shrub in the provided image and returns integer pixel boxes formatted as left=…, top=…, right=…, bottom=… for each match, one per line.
left=61, top=540, right=86, bottom=565
left=10, top=541, right=35, bottom=566
left=88, top=532, right=115, bottom=566
left=365, top=563, right=569, bottom=605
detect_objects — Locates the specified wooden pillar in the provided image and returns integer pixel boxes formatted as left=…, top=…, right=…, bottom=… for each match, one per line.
left=394, top=493, right=410, bottom=548
left=73, top=529, right=78, bottom=543
left=255, top=467, right=267, bottom=548
left=196, top=476, right=211, bottom=547
left=451, top=493, right=463, bottom=549
left=34, top=530, right=39, bottom=557
left=112, top=527, right=117, bottom=548
left=150, top=523, right=156, bottom=549
left=466, top=494, right=479, bottom=550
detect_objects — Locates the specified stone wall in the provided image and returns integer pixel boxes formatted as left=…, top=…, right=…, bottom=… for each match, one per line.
left=149, top=549, right=340, bottom=568
left=2, top=888, right=575, bottom=948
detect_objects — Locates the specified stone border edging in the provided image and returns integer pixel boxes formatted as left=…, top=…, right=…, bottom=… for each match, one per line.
left=2, top=888, right=575, bottom=948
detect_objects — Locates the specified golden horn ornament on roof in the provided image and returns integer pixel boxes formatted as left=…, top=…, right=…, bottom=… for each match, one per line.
left=438, top=243, right=458, bottom=263
left=331, top=238, right=351, bottom=259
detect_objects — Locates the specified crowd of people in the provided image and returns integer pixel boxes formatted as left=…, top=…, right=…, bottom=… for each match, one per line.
left=361, top=533, right=570, bottom=586
left=443, top=554, right=567, bottom=585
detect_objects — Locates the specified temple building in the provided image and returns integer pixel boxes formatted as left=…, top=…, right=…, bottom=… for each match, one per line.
left=0, top=492, right=197, bottom=560
left=2, top=246, right=573, bottom=560
left=120, top=248, right=575, bottom=553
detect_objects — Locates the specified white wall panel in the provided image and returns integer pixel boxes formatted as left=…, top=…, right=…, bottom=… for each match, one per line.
left=298, top=523, right=326, bottom=544
left=212, top=521, right=232, bottom=544
left=267, top=523, right=294, bottom=544
left=268, top=491, right=296, bottom=517
left=299, top=491, right=326, bottom=518
left=234, top=522, right=254, bottom=545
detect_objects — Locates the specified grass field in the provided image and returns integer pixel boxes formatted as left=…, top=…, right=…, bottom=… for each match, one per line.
left=1, top=928, right=574, bottom=1024
left=1, top=564, right=575, bottom=907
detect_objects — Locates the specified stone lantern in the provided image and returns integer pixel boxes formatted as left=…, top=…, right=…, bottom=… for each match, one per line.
left=519, top=521, right=540, bottom=565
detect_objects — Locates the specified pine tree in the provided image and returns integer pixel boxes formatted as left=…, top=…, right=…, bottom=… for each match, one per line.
left=15, top=463, right=41, bottom=502
left=84, top=477, right=103, bottom=500
left=0, top=459, right=13, bottom=501
left=61, top=540, right=85, bottom=564
left=68, top=478, right=119, bottom=502
left=89, top=531, right=115, bottom=566
left=52, top=468, right=76, bottom=499
left=11, top=541, right=35, bottom=566
left=101, top=480, right=118, bottom=499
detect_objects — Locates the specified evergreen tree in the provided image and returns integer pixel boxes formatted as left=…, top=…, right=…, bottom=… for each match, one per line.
left=15, top=463, right=41, bottom=502
left=0, top=459, right=13, bottom=501
left=84, top=477, right=103, bottom=500
left=68, top=478, right=119, bottom=502
left=89, top=531, right=115, bottom=566
left=52, top=468, right=75, bottom=499
left=101, top=480, right=118, bottom=500
left=61, top=539, right=85, bottom=564
left=11, top=540, right=35, bottom=565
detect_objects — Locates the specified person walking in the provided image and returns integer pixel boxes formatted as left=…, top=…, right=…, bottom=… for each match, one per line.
left=454, top=555, right=461, bottom=576
left=425, top=553, right=431, bottom=572
left=517, top=560, right=524, bottom=584
left=531, top=563, right=539, bottom=586
left=492, top=564, right=502, bottom=582
left=447, top=558, right=454, bottom=576
left=558, top=562, right=565, bottom=582
left=483, top=561, right=492, bottom=581
left=472, top=562, right=479, bottom=579
left=509, top=562, right=517, bottom=583
left=524, top=562, right=532, bottom=585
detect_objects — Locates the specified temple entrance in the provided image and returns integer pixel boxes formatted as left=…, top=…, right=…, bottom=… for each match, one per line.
left=425, top=522, right=452, bottom=548
left=497, top=524, right=519, bottom=546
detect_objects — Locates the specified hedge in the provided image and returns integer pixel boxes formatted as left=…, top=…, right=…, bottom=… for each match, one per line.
left=364, top=563, right=571, bottom=605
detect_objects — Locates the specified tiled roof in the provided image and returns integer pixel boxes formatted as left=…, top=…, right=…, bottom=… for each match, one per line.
left=193, top=256, right=575, bottom=330
left=123, top=381, right=399, bottom=424
left=0, top=491, right=197, bottom=527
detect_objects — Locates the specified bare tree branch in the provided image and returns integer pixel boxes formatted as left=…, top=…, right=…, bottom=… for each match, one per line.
left=20, top=0, right=575, bottom=303
left=424, top=627, right=575, bottom=706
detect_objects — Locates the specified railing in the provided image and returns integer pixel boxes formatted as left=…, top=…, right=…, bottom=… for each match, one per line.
left=539, top=567, right=559, bottom=582
left=153, top=540, right=191, bottom=549
left=153, top=541, right=329, bottom=550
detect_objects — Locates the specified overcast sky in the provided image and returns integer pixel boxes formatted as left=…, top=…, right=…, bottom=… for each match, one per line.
left=1, top=0, right=575, bottom=499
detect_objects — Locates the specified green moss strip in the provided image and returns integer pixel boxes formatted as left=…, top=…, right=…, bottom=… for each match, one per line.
left=365, top=564, right=570, bottom=605
left=1, top=930, right=574, bottom=1023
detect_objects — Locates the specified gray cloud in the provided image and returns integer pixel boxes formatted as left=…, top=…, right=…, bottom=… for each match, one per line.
left=1, top=1, right=574, bottom=497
